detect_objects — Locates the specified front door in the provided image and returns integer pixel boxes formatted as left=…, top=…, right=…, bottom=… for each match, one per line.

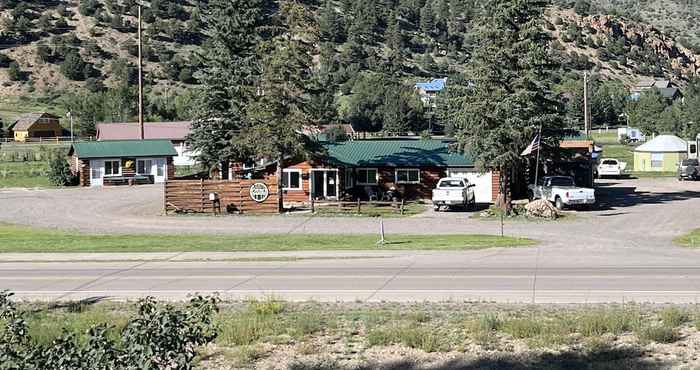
left=89, top=160, right=104, bottom=186
left=153, top=158, right=167, bottom=183
left=311, top=170, right=338, bottom=200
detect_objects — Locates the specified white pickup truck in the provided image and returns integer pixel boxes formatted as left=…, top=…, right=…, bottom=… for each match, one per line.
left=597, top=158, right=627, bottom=178
left=528, top=176, right=596, bottom=210
left=432, top=177, right=476, bottom=211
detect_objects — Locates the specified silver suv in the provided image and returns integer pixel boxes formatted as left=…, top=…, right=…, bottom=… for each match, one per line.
left=678, top=159, right=699, bottom=181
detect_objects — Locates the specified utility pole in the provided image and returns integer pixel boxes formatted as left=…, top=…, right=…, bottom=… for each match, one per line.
left=583, top=71, right=590, bottom=137
left=66, top=112, right=74, bottom=142
left=138, top=3, right=144, bottom=140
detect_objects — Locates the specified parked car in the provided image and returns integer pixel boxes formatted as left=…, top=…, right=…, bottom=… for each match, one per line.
left=432, top=177, right=475, bottom=211
left=597, top=158, right=627, bottom=178
left=528, top=176, right=596, bottom=210
left=678, top=159, right=699, bottom=181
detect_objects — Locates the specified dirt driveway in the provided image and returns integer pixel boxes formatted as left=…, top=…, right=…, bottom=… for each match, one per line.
left=1, top=177, right=700, bottom=250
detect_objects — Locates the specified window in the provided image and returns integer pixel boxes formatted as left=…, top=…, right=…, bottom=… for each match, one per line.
left=395, top=169, right=420, bottom=184
left=437, top=179, right=465, bottom=188
left=651, top=153, right=664, bottom=168
left=136, top=159, right=152, bottom=175
left=104, top=160, right=121, bottom=176
left=282, top=169, right=302, bottom=190
left=356, top=168, right=378, bottom=185
left=549, top=176, right=575, bottom=187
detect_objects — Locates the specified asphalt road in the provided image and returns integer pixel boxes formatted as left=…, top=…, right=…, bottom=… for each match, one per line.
left=3, top=177, right=700, bottom=303
left=4, top=245, right=700, bottom=303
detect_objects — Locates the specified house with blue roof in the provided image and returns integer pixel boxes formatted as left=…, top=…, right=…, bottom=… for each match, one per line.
left=415, top=78, right=447, bottom=107
left=279, top=138, right=498, bottom=207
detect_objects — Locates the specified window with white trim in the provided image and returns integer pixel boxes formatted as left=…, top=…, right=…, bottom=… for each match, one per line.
left=136, top=159, right=152, bottom=175
left=395, top=168, right=420, bottom=184
left=356, top=168, right=378, bottom=185
left=282, top=169, right=302, bottom=190
left=651, top=153, right=664, bottom=168
left=104, top=160, right=121, bottom=176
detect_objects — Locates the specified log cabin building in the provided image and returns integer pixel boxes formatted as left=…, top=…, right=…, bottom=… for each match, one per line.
left=69, top=140, right=177, bottom=187
left=275, top=139, right=499, bottom=208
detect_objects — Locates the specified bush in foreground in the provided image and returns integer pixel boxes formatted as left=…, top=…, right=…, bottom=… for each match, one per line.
left=0, top=291, right=220, bottom=370
left=47, top=158, right=77, bottom=186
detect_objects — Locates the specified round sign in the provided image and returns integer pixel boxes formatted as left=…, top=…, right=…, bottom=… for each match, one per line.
left=249, top=183, right=270, bottom=203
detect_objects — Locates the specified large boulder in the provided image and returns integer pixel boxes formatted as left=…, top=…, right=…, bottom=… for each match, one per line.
left=525, top=199, right=559, bottom=219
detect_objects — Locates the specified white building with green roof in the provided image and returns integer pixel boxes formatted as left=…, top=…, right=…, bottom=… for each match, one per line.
left=69, top=140, right=178, bottom=186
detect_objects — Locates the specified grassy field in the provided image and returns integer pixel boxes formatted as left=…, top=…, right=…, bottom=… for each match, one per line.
left=674, top=229, right=700, bottom=247
left=10, top=298, right=700, bottom=369
left=0, top=161, right=51, bottom=188
left=0, top=96, right=67, bottom=127
left=0, top=223, right=534, bottom=253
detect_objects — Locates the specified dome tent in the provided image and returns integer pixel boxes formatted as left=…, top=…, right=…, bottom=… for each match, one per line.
left=633, top=135, right=688, bottom=172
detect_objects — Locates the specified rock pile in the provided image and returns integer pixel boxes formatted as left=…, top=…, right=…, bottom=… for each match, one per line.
left=525, top=199, right=559, bottom=219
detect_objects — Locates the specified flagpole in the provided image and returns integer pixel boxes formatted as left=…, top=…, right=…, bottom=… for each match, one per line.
left=534, top=125, right=542, bottom=187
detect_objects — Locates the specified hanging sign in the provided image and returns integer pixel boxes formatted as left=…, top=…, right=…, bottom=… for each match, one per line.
left=249, top=183, right=270, bottom=203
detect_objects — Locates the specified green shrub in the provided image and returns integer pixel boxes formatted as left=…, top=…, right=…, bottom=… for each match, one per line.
left=0, top=291, right=220, bottom=369
left=7, top=62, right=23, bottom=81
left=217, top=312, right=276, bottom=346
left=659, top=307, right=688, bottom=327
left=367, top=323, right=445, bottom=352
left=636, top=324, right=679, bottom=343
left=248, top=297, right=285, bottom=315
left=47, top=158, right=77, bottom=186
left=502, top=318, right=543, bottom=339
left=577, top=309, right=641, bottom=336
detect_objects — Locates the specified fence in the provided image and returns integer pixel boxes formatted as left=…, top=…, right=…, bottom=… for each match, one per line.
left=0, top=136, right=95, bottom=144
left=311, top=199, right=409, bottom=215
left=164, top=178, right=279, bottom=215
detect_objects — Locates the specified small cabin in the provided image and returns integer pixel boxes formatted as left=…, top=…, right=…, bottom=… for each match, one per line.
left=69, top=140, right=177, bottom=187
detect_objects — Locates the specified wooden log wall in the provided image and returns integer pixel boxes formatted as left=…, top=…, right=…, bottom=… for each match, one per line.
left=164, top=177, right=279, bottom=214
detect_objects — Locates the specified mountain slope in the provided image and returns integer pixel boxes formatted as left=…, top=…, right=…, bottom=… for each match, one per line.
left=0, top=0, right=698, bottom=114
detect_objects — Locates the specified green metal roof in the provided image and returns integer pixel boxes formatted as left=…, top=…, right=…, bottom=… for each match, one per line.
left=323, top=139, right=474, bottom=167
left=70, top=140, right=177, bottom=159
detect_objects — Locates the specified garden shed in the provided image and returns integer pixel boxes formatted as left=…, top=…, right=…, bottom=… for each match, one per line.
left=633, top=135, right=688, bottom=172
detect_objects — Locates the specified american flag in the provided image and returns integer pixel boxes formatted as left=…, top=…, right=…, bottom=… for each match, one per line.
left=521, top=133, right=541, bottom=156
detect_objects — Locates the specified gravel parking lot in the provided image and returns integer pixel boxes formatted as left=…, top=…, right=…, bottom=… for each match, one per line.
left=1, top=177, right=700, bottom=251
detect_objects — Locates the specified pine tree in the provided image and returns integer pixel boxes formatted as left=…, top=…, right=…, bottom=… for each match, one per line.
left=239, top=1, right=320, bottom=209
left=452, top=0, right=566, bottom=210
left=420, top=1, right=435, bottom=35
left=188, top=0, right=270, bottom=170
left=385, top=10, right=403, bottom=51
left=319, top=0, right=344, bottom=43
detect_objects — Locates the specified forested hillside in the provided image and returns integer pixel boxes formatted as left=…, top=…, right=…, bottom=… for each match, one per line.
left=0, top=0, right=698, bottom=136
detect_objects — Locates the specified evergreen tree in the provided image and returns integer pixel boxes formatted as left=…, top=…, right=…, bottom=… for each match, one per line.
left=188, top=0, right=270, bottom=170
left=385, top=10, right=403, bottom=51
left=60, top=51, right=88, bottom=81
left=7, top=61, right=22, bottom=81
left=420, top=1, right=435, bottom=35
left=626, top=89, right=670, bottom=136
left=239, top=1, right=320, bottom=209
left=319, top=0, right=344, bottom=43
left=452, top=0, right=566, bottom=210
